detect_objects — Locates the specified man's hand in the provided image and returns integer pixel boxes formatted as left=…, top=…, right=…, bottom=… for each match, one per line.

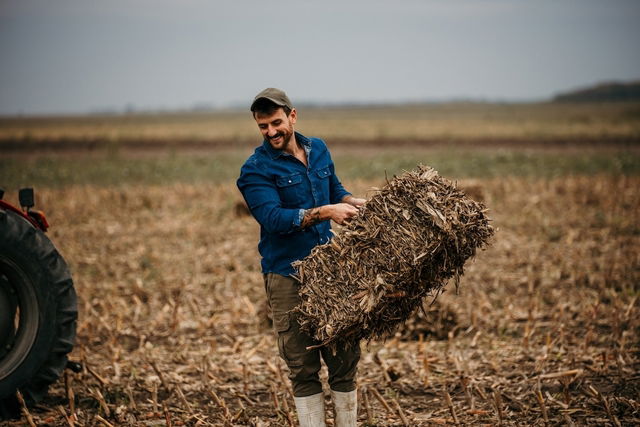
left=301, top=203, right=360, bottom=228
left=328, top=202, right=359, bottom=225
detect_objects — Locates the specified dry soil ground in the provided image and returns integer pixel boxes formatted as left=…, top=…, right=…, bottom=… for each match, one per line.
left=3, top=171, right=637, bottom=426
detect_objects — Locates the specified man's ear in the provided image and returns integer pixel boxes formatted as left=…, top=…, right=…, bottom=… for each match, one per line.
left=289, top=108, right=297, bottom=124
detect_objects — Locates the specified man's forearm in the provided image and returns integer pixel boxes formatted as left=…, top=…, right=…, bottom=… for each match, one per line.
left=300, top=202, right=360, bottom=228
left=301, top=206, right=329, bottom=228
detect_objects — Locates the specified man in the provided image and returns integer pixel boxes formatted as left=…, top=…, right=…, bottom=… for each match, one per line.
left=237, top=88, right=364, bottom=426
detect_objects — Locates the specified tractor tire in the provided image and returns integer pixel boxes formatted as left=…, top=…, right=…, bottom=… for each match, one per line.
left=0, top=207, right=77, bottom=417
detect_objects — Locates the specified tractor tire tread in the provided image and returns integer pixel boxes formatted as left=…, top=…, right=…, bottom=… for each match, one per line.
left=0, top=207, right=78, bottom=407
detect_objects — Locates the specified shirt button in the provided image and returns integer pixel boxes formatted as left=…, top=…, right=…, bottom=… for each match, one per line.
left=288, top=179, right=292, bottom=183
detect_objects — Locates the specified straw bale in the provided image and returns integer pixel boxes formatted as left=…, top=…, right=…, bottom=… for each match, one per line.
left=292, top=165, right=494, bottom=348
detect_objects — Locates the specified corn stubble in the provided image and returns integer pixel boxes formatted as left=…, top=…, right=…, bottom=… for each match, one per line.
left=11, top=172, right=638, bottom=426
left=294, top=165, right=494, bottom=348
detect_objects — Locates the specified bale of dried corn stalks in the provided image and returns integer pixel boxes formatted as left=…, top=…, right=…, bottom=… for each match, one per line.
left=292, top=165, right=494, bottom=348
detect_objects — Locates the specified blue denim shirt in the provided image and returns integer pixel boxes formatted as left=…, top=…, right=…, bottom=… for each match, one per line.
left=237, top=132, right=351, bottom=276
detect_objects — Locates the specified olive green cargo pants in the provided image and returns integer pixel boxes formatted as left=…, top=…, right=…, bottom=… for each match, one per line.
left=264, top=273, right=360, bottom=397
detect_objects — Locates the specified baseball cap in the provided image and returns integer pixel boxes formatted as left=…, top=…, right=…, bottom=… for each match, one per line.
left=250, top=88, right=293, bottom=111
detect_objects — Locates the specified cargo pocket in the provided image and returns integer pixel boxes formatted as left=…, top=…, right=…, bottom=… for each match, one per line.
left=275, top=313, right=304, bottom=368
left=273, top=312, right=290, bottom=333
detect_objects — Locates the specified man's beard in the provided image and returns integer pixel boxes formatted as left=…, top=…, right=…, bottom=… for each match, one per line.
left=268, top=126, right=294, bottom=150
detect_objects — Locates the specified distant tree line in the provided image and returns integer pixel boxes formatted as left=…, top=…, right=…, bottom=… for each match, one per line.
left=554, top=81, right=640, bottom=102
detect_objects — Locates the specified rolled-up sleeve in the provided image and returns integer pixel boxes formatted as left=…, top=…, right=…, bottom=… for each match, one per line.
left=237, top=158, right=302, bottom=234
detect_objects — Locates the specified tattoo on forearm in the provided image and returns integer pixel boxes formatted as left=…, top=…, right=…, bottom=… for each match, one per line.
left=301, top=208, right=322, bottom=228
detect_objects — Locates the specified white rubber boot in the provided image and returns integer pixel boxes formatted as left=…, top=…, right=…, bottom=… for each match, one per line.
left=293, top=392, right=326, bottom=427
left=331, top=389, right=357, bottom=427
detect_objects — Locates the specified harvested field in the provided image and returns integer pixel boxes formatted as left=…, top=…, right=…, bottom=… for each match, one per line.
left=2, top=173, right=638, bottom=426
left=1, top=103, right=639, bottom=425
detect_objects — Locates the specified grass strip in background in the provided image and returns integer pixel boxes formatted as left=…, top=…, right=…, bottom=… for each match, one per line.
left=1, top=148, right=639, bottom=190
left=333, top=148, right=640, bottom=180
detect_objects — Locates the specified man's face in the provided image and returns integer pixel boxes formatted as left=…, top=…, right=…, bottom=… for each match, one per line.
left=255, top=108, right=297, bottom=151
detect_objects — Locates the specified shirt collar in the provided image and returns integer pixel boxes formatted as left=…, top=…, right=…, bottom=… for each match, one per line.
left=263, top=132, right=311, bottom=160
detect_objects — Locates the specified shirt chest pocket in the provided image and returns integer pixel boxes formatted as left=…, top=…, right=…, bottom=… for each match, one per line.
left=315, top=166, right=331, bottom=179
left=313, top=166, right=332, bottom=199
left=276, top=173, right=304, bottom=206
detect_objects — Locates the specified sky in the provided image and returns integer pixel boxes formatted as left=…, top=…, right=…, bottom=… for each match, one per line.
left=0, top=0, right=639, bottom=115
